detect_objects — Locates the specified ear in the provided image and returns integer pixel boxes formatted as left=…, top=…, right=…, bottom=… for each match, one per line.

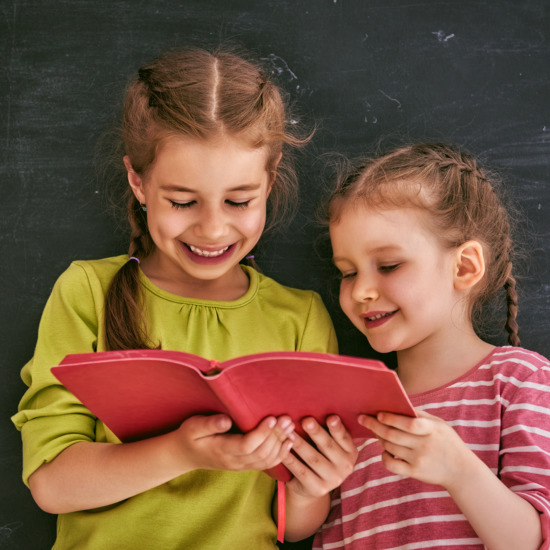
left=123, top=155, right=146, bottom=204
left=454, top=240, right=486, bottom=291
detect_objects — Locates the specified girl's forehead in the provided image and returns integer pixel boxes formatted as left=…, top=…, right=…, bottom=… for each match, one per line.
left=330, top=203, right=442, bottom=250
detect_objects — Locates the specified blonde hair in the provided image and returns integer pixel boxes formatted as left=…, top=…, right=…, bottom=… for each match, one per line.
left=104, top=47, right=309, bottom=350
left=327, top=142, right=520, bottom=346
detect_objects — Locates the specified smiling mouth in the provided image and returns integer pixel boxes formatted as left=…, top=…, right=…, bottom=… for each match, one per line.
left=187, top=244, right=230, bottom=258
left=366, top=312, right=394, bottom=321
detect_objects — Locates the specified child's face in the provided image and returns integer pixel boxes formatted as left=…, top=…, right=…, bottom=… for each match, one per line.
left=127, top=135, right=273, bottom=297
left=330, top=204, right=460, bottom=355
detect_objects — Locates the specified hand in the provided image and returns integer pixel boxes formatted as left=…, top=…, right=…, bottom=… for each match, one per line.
left=359, top=409, right=472, bottom=489
left=283, top=415, right=358, bottom=499
left=174, top=414, right=295, bottom=473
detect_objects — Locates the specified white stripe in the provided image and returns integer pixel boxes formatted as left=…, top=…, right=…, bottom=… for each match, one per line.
left=447, top=418, right=501, bottom=428
left=354, top=453, right=382, bottom=470
left=336, top=514, right=468, bottom=548
left=489, top=349, right=544, bottom=371
left=502, top=424, right=550, bottom=439
left=467, top=443, right=500, bottom=451
left=418, top=396, right=504, bottom=411
left=511, top=482, right=547, bottom=491
left=337, top=491, right=449, bottom=524
left=503, top=445, right=550, bottom=456
left=451, top=372, right=523, bottom=388
left=507, top=402, right=550, bottom=415
left=519, top=380, right=550, bottom=393
left=384, top=538, right=482, bottom=550
left=340, top=474, right=404, bottom=499
left=501, top=465, right=550, bottom=476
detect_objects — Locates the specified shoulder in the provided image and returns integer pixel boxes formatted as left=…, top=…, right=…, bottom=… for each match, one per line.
left=484, top=346, right=550, bottom=398
left=55, top=255, right=129, bottom=293
left=249, top=266, right=324, bottom=306
left=487, top=346, right=550, bottom=375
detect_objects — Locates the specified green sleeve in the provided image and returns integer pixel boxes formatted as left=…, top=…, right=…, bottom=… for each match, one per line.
left=11, top=263, right=104, bottom=486
left=298, top=292, right=338, bottom=355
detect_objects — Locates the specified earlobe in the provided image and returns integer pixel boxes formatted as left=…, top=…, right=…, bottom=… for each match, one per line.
left=123, top=155, right=146, bottom=204
left=454, top=240, right=486, bottom=290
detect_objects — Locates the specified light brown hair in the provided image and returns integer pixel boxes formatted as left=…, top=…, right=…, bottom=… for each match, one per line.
left=104, top=47, right=309, bottom=350
left=327, top=142, right=520, bottom=346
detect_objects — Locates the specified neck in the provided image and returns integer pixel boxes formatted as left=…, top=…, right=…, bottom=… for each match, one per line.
left=396, top=330, right=495, bottom=395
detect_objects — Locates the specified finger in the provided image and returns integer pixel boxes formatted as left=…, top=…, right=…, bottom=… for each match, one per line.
left=325, top=415, right=357, bottom=452
left=360, top=415, right=418, bottom=450
left=376, top=411, right=433, bottom=436
left=380, top=450, right=413, bottom=476
left=302, top=416, right=355, bottom=459
left=184, top=414, right=233, bottom=439
left=239, top=416, right=294, bottom=457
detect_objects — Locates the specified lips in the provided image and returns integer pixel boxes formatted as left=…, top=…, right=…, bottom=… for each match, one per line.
left=181, top=242, right=235, bottom=264
left=362, top=310, right=397, bottom=329
left=188, top=244, right=229, bottom=258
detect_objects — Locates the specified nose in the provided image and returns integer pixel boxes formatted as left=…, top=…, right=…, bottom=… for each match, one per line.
left=350, top=272, right=379, bottom=303
left=193, top=203, right=229, bottom=240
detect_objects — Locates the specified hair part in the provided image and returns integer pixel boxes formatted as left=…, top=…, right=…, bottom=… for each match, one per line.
left=326, top=142, right=520, bottom=346
left=104, top=46, right=310, bottom=351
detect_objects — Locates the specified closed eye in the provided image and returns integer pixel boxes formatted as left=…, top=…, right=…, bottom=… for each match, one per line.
left=379, top=264, right=400, bottom=273
left=226, top=200, right=250, bottom=209
left=170, top=200, right=195, bottom=209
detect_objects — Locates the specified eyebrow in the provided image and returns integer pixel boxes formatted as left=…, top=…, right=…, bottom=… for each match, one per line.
left=332, top=244, right=403, bottom=263
left=159, top=183, right=263, bottom=193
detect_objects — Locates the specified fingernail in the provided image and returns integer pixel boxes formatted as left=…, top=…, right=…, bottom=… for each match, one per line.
left=303, top=419, right=314, bottom=431
left=279, top=418, right=292, bottom=430
left=267, top=417, right=276, bottom=428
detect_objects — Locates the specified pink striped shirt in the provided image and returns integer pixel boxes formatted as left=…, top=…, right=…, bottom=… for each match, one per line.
left=314, top=347, right=550, bottom=549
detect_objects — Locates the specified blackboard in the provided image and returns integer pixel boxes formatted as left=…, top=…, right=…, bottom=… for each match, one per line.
left=2, top=1, right=549, bottom=548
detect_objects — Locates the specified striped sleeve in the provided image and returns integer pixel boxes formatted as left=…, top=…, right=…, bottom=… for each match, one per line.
left=498, top=350, right=550, bottom=547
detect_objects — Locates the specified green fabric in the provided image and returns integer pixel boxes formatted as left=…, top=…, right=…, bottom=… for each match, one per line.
left=12, top=255, right=337, bottom=550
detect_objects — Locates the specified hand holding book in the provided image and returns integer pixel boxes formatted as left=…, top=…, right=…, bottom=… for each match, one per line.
left=52, top=349, right=415, bottom=481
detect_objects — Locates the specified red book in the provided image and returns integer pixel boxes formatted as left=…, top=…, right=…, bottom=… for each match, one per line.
left=51, top=350, right=415, bottom=482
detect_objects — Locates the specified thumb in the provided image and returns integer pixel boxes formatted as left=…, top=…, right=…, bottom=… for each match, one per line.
left=183, top=414, right=233, bottom=438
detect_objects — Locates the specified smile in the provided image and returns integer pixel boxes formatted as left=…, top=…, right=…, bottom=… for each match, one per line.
left=366, top=312, right=393, bottom=321
left=362, top=310, right=397, bottom=329
left=188, top=244, right=230, bottom=258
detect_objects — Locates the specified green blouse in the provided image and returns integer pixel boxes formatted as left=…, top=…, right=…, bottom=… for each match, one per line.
left=12, top=255, right=337, bottom=549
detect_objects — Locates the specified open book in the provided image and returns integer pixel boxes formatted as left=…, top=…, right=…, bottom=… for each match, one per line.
left=51, top=349, right=415, bottom=481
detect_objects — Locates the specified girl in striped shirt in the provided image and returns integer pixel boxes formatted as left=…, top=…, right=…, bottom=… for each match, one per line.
left=313, top=142, right=550, bottom=549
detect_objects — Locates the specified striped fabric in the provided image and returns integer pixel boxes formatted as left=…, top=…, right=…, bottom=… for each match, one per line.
left=314, top=347, right=550, bottom=549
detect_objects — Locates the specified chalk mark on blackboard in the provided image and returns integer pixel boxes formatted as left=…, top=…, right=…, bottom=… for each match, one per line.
left=261, top=54, right=298, bottom=82
left=379, top=90, right=402, bottom=110
left=0, top=521, right=23, bottom=543
left=432, top=30, right=455, bottom=43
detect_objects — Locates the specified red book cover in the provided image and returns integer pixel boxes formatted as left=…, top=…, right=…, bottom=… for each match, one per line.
left=51, top=350, right=415, bottom=481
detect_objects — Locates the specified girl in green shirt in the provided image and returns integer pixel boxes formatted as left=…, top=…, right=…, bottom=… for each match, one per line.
left=12, top=47, right=357, bottom=549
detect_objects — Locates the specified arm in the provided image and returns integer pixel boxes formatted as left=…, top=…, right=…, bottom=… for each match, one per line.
left=360, top=410, right=543, bottom=550
left=275, top=416, right=358, bottom=542
left=30, top=414, right=294, bottom=514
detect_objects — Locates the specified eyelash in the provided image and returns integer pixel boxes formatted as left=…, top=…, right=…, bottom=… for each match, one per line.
left=379, top=264, right=400, bottom=273
left=169, top=200, right=251, bottom=210
left=339, top=264, right=400, bottom=279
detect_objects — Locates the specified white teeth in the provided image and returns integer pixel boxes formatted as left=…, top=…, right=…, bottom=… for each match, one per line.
left=368, top=312, right=391, bottom=321
left=189, top=244, right=229, bottom=258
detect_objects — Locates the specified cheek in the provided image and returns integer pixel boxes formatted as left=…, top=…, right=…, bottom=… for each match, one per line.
left=239, top=209, right=267, bottom=235
left=339, top=283, right=354, bottom=315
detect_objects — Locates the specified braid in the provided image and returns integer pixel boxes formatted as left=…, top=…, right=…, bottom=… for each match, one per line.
left=503, top=264, right=520, bottom=346
left=104, top=194, right=157, bottom=351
